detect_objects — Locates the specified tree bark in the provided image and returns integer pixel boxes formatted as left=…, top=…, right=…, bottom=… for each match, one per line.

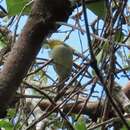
left=0, top=0, right=72, bottom=117
left=39, top=83, right=130, bottom=120
left=39, top=100, right=102, bottom=121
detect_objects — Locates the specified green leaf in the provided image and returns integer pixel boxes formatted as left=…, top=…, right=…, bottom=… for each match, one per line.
left=87, top=0, right=105, bottom=18
left=114, top=31, right=124, bottom=42
left=0, top=120, right=14, bottom=130
left=74, top=118, right=87, bottom=130
left=96, top=49, right=103, bottom=64
left=0, top=40, right=7, bottom=49
left=121, top=120, right=130, bottom=130
left=6, top=0, right=31, bottom=16
left=7, top=108, right=16, bottom=118
left=0, top=33, right=8, bottom=49
left=128, top=54, right=130, bottom=59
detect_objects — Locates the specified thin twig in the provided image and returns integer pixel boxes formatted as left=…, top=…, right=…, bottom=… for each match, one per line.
left=82, top=0, right=130, bottom=129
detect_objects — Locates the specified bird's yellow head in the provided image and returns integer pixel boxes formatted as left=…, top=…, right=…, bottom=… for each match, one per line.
left=48, top=40, right=64, bottom=49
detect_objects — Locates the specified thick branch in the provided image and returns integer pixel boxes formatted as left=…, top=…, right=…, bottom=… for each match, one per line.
left=0, top=0, right=72, bottom=116
left=39, top=100, right=102, bottom=121
left=39, top=82, right=130, bottom=120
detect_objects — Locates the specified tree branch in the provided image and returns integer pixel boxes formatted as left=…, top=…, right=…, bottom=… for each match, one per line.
left=39, top=82, right=130, bottom=120
left=0, top=0, right=72, bottom=117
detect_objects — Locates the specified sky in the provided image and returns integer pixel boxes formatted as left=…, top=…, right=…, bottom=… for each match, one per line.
left=1, top=1, right=130, bottom=129
left=0, top=0, right=130, bottom=88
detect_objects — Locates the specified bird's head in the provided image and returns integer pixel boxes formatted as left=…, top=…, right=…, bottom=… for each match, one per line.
left=47, top=40, right=63, bottom=49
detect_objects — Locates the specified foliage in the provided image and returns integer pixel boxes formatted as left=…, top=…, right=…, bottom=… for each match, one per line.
left=0, top=120, right=14, bottom=130
left=0, top=0, right=130, bottom=130
left=6, top=0, right=31, bottom=16
left=74, top=117, right=87, bottom=130
left=121, top=120, right=130, bottom=130
left=87, top=0, right=105, bottom=18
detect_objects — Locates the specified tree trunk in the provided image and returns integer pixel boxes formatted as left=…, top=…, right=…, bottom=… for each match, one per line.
left=0, top=0, right=72, bottom=117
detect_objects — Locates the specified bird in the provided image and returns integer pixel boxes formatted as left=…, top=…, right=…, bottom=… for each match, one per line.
left=48, top=40, right=73, bottom=84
